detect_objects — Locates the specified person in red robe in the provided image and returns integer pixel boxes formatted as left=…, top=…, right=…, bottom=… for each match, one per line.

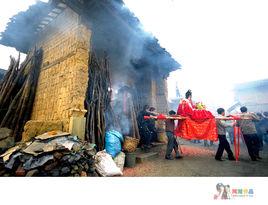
left=174, top=90, right=218, bottom=141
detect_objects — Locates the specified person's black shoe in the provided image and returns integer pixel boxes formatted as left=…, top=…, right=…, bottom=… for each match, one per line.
left=256, top=156, right=262, bottom=159
left=228, top=156, right=236, bottom=161
left=215, top=158, right=224, bottom=161
left=251, top=158, right=258, bottom=161
left=175, top=155, right=183, bottom=159
left=165, top=156, right=174, bottom=160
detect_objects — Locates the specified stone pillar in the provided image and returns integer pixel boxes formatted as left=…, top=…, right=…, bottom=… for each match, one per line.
left=156, top=78, right=169, bottom=113
left=150, top=79, right=157, bottom=108
left=68, top=108, right=87, bottom=141
left=150, top=75, right=169, bottom=143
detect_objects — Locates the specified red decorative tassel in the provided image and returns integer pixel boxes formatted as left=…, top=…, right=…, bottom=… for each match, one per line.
left=233, top=125, right=241, bottom=162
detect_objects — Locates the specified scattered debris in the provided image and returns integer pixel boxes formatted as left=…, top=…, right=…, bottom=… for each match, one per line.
left=25, top=169, right=39, bottom=177
left=34, top=130, right=69, bottom=140
left=23, top=155, right=54, bottom=170
left=15, top=166, right=26, bottom=176
left=0, top=132, right=98, bottom=176
left=6, top=152, right=22, bottom=169
left=0, top=145, right=21, bottom=162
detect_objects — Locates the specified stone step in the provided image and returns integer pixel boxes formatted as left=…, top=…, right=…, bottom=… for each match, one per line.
left=135, top=142, right=166, bottom=154
left=151, top=142, right=166, bottom=153
left=136, top=152, right=158, bottom=163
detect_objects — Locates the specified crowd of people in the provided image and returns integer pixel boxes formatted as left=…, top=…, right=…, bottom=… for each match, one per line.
left=136, top=89, right=268, bottom=162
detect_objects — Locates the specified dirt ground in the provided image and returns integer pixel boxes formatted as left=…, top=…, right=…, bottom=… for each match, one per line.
left=123, top=139, right=268, bottom=177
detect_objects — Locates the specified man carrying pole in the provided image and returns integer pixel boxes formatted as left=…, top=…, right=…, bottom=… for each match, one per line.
left=215, top=108, right=236, bottom=161
left=237, top=106, right=261, bottom=161
left=165, top=110, right=183, bottom=160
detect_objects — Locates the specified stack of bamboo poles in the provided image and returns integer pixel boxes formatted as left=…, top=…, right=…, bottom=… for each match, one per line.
left=85, top=53, right=116, bottom=151
left=0, top=49, right=43, bottom=141
left=127, top=99, right=140, bottom=140
left=114, top=87, right=140, bottom=140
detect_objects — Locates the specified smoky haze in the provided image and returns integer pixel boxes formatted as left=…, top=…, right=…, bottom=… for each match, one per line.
left=124, top=0, right=268, bottom=113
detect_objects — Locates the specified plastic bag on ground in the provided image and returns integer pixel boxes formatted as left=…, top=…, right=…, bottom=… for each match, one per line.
left=94, top=151, right=123, bottom=177
left=113, top=152, right=125, bottom=172
left=105, top=130, right=123, bottom=158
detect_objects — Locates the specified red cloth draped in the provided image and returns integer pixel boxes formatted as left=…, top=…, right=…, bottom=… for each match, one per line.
left=174, top=99, right=218, bottom=141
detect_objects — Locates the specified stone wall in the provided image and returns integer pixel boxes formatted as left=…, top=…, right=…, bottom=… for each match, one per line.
left=30, top=7, right=91, bottom=133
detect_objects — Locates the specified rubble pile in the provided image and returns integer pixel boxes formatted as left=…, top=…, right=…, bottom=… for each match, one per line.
left=0, top=131, right=98, bottom=177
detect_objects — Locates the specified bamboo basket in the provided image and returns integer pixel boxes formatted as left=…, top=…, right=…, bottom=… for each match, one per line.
left=123, top=136, right=139, bottom=153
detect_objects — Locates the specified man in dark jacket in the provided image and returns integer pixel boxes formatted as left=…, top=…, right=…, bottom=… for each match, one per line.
left=147, top=107, right=158, bottom=142
left=137, top=105, right=152, bottom=151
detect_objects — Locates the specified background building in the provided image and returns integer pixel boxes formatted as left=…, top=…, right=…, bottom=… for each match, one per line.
left=233, top=79, right=268, bottom=112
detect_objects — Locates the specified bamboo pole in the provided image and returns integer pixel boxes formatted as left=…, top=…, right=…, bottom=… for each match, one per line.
left=0, top=49, right=43, bottom=141
left=144, top=115, right=254, bottom=121
left=85, top=52, right=113, bottom=150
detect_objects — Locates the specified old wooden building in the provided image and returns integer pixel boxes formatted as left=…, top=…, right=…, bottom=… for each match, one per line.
left=234, top=79, right=268, bottom=112
left=0, top=0, right=180, bottom=142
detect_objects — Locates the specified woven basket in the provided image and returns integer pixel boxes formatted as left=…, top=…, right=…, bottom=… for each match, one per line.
left=123, top=136, right=139, bottom=153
